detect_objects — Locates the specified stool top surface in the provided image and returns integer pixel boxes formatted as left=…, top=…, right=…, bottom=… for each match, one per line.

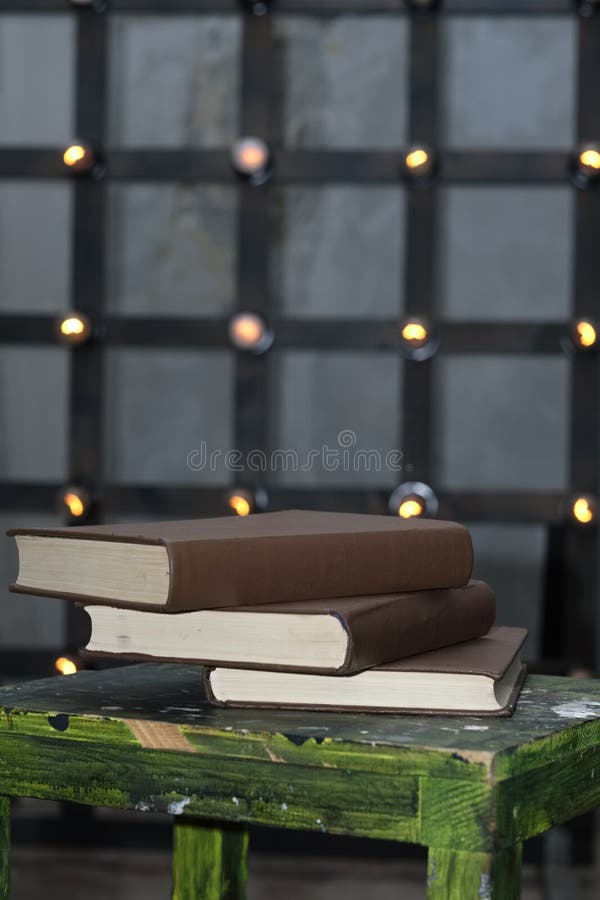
left=1, top=665, right=600, bottom=782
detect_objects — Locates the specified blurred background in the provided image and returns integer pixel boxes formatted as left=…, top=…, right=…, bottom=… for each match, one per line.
left=0, top=1, right=599, bottom=897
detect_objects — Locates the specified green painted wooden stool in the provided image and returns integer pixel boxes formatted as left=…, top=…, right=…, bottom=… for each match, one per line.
left=0, top=664, right=599, bottom=899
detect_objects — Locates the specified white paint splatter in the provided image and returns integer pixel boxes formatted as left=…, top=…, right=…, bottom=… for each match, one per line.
left=167, top=796, right=191, bottom=816
left=464, top=725, right=489, bottom=731
left=551, top=700, right=600, bottom=719
left=479, top=873, right=491, bottom=900
left=232, top=796, right=240, bottom=806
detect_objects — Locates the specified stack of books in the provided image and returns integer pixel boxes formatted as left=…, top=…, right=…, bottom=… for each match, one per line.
left=7, top=510, right=527, bottom=716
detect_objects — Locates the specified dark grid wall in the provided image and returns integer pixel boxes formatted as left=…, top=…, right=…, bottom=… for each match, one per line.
left=0, top=2, right=599, bottom=668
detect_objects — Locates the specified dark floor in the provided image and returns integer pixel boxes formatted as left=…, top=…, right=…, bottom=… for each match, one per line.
left=8, top=802, right=600, bottom=899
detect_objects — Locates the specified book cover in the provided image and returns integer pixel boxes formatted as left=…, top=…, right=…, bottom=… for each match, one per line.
left=204, top=626, right=528, bottom=716
left=82, top=580, right=495, bottom=675
left=8, top=510, right=473, bottom=612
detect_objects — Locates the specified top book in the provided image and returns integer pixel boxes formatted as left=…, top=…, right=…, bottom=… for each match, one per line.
left=8, top=510, right=473, bottom=612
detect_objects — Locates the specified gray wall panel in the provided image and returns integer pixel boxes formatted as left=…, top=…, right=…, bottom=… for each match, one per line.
left=469, top=522, right=546, bottom=658
left=275, top=17, right=409, bottom=149
left=107, top=184, right=236, bottom=317
left=442, top=18, right=576, bottom=149
left=269, top=351, right=401, bottom=487
left=0, top=16, right=74, bottom=146
left=439, top=186, right=573, bottom=321
left=0, top=182, right=72, bottom=313
left=108, top=16, right=240, bottom=148
left=435, top=356, right=569, bottom=491
left=273, top=186, right=405, bottom=318
left=0, top=347, right=68, bottom=482
left=104, top=348, right=233, bottom=485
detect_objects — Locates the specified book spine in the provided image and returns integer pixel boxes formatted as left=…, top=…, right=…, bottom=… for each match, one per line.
left=166, top=525, right=473, bottom=611
left=338, top=582, right=496, bottom=675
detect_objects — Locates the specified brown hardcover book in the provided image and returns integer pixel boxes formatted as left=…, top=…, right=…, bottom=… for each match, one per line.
left=8, top=510, right=473, bottom=612
left=204, top=626, right=527, bottom=717
left=82, top=580, right=494, bottom=675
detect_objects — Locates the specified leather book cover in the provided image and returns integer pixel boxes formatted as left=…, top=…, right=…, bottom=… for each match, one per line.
left=204, top=626, right=528, bottom=717
left=8, top=509, right=473, bottom=611
left=82, top=580, right=495, bottom=675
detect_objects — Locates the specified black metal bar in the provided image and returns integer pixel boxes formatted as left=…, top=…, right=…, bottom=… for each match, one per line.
left=0, top=479, right=570, bottom=522
left=1, top=0, right=572, bottom=11
left=565, top=16, right=600, bottom=675
left=0, top=149, right=572, bottom=183
left=65, top=8, right=108, bottom=651
left=0, top=316, right=58, bottom=343
left=0, top=316, right=570, bottom=352
left=400, top=14, right=439, bottom=485
left=0, top=483, right=60, bottom=511
left=233, top=13, right=274, bottom=473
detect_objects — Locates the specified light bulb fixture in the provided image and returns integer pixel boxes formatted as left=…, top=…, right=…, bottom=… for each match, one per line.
left=571, top=318, right=599, bottom=351
left=569, top=494, right=597, bottom=526
left=62, top=140, right=98, bottom=175
left=231, top=137, right=272, bottom=185
left=61, top=485, right=91, bottom=520
left=572, top=144, right=600, bottom=188
left=399, top=316, right=438, bottom=361
left=389, top=482, right=438, bottom=519
left=228, top=311, right=273, bottom=354
left=57, top=312, right=92, bottom=346
left=402, top=145, right=436, bottom=182
left=54, top=656, right=78, bottom=676
left=226, top=487, right=268, bottom=517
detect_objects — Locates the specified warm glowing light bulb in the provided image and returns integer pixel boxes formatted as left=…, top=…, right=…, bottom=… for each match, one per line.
left=231, top=137, right=271, bottom=183
left=228, top=312, right=273, bottom=354
left=64, top=492, right=85, bottom=517
left=232, top=315, right=262, bottom=346
left=54, top=656, right=77, bottom=676
left=401, top=322, right=428, bottom=343
left=61, top=317, right=85, bottom=337
left=572, top=497, right=594, bottom=524
left=579, top=149, right=600, bottom=171
left=57, top=313, right=91, bottom=345
left=405, top=149, right=429, bottom=170
left=62, top=141, right=98, bottom=175
left=389, top=481, right=438, bottom=519
left=63, top=145, right=87, bottom=167
left=403, top=145, right=434, bottom=179
left=398, top=497, right=424, bottom=519
left=399, top=318, right=436, bottom=359
left=575, top=320, right=597, bottom=348
left=228, top=495, right=252, bottom=517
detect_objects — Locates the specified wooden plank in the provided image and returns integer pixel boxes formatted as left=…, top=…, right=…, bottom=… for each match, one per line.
left=426, top=845, right=521, bottom=900
left=497, top=743, right=600, bottom=843
left=172, top=819, right=248, bottom=900
left=420, top=778, right=495, bottom=852
left=0, top=733, right=420, bottom=843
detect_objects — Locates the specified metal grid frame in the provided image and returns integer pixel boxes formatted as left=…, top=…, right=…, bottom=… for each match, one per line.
left=0, top=1, right=599, bottom=666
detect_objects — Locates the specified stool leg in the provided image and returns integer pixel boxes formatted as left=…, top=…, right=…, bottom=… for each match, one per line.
left=172, top=819, right=248, bottom=900
left=426, top=844, right=522, bottom=899
left=0, top=797, right=9, bottom=900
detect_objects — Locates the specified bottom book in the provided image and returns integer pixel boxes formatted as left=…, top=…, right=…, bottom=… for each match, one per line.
left=204, top=626, right=528, bottom=717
